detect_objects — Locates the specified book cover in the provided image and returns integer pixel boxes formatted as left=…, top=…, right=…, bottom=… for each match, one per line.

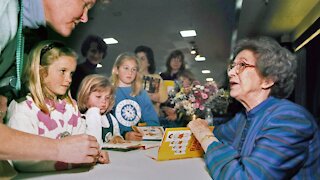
left=147, top=127, right=214, bottom=161
left=143, top=76, right=160, bottom=93
left=163, top=80, right=175, bottom=93
left=132, top=126, right=165, bottom=141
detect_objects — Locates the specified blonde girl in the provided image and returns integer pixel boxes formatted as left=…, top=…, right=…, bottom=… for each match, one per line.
left=77, top=74, right=125, bottom=146
left=7, top=41, right=108, bottom=172
left=111, top=52, right=159, bottom=141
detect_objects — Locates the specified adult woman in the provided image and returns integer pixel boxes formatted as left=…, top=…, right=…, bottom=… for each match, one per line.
left=135, top=45, right=168, bottom=115
left=159, top=50, right=187, bottom=127
left=160, top=50, right=186, bottom=80
left=188, top=37, right=319, bottom=179
left=71, top=34, right=108, bottom=98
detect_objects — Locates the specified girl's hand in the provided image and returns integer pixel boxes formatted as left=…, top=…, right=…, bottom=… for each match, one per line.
left=110, top=136, right=125, bottom=144
left=97, top=150, right=110, bottom=164
left=125, top=131, right=143, bottom=141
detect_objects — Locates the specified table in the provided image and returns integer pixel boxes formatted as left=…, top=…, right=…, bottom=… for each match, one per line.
left=15, top=147, right=212, bottom=180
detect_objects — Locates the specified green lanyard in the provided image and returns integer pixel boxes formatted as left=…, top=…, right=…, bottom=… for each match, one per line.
left=15, top=0, right=24, bottom=90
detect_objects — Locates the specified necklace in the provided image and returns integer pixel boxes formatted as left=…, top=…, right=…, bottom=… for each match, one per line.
left=15, top=0, right=24, bottom=90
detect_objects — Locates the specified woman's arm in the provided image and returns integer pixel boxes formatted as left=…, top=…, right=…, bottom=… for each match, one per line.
left=190, top=106, right=317, bottom=179
left=0, top=124, right=99, bottom=163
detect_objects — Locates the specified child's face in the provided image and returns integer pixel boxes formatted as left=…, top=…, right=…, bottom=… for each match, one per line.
left=179, top=76, right=192, bottom=88
left=43, top=56, right=76, bottom=96
left=117, top=59, right=138, bottom=87
left=87, top=88, right=112, bottom=114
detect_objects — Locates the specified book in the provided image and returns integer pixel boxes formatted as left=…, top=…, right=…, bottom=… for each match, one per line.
left=140, top=141, right=161, bottom=149
left=163, top=80, right=175, bottom=93
left=143, top=76, right=160, bottom=93
left=102, top=141, right=161, bottom=151
left=146, top=127, right=214, bottom=161
left=132, top=126, right=165, bottom=141
left=102, top=141, right=142, bottom=151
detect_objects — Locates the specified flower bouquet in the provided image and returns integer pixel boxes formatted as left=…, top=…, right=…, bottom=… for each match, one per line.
left=173, top=80, right=231, bottom=120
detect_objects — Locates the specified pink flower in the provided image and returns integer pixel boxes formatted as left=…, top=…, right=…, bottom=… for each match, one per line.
left=201, top=93, right=208, bottom=99
left=193, top=103, right=199, bottom=108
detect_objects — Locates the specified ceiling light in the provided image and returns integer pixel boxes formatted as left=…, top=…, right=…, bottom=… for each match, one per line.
left=206, top=78, right=214, bottom=82
left=202, top=70, right=211, bottom=74
left=235, top=0, right=243, bottom=10
left=180, top=30, right=197, bottom=37
left=103, top=38, right=118, bottom=44
left=190, top=48, right=197, bottom=55
left=195, top=55, right=206, bottom=61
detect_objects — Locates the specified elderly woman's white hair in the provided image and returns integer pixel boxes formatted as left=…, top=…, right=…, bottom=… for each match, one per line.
left=233, top=36, right=297, bottom=98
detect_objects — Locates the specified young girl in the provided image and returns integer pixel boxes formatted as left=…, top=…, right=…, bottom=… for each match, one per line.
left=77, top=74, right=125, bottom=146
left=111, top=53, right=159, bottom=141
left=7, top=41, right=109, bottom=172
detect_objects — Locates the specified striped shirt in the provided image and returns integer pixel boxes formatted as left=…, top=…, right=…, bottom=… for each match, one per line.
left=205, top=96, right=320, bottom=179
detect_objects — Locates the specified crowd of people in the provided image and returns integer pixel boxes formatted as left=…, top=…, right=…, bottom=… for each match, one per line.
left=0, top=0, right=319, bottom=179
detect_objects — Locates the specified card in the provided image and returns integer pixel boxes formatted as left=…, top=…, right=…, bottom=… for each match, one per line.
left=132, top=126, right=165, bottom=141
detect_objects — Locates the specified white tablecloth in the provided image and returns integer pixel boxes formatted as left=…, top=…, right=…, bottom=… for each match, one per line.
left=15, top=147, right=212, bottom=180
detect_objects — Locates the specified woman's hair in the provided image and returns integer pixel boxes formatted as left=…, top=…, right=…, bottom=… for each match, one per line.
left=77, top=74, right=115, bottom=114
left=111, top=52, right=142, bottom=97
left=81, top=35, right=108, bottom=58
left=177, top=69, right=196, bottom=83
left=233, top=36, right=297, bottom=98
left=24, top=40, right=78, bottom=114
left=134, top=45, right=156, bottom=74
left=165, top=50, right=186, bottom=73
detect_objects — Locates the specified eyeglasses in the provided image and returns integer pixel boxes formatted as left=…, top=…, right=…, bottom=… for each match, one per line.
left=227, top=62, right=256, bottom=74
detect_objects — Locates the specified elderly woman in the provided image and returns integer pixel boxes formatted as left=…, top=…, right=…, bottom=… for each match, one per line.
left=188, top=37, right=319, bottom=179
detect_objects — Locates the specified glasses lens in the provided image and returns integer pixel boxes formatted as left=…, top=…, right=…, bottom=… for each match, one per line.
left=228, top=63, right=235, bottom=72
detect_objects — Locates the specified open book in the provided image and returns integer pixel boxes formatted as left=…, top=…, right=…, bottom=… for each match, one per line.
left=102, top=141, right=141, bottom=151
left=102, top=141, right=161, bottom=151
left=146, top=127, right=214, bottom=161
left=132, top=126, right=165, bottom=141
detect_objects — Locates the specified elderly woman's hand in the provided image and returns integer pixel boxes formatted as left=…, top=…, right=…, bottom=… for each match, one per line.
left=188, top=118, right=218, bottom=151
